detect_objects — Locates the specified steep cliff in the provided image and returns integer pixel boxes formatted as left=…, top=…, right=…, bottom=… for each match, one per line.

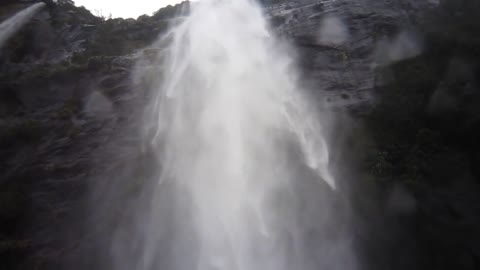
left=1, top=1, right=480, bottom=270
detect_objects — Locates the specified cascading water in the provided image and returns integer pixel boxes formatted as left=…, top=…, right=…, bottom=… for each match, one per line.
left=111, top=0, right=356, bottom=270
left=0, top=2, right=46, bottom=50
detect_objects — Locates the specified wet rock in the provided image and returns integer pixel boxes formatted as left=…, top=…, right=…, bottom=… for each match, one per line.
left=98, top=73, right=128, bottom=89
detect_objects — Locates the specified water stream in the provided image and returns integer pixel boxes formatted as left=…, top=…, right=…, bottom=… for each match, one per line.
left=113, top=0, right=355, bottom=269
left=0, top=2, right=45, bottom=50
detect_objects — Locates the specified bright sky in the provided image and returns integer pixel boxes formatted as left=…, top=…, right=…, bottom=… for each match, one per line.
left=74, top=0, right=186, bottom=19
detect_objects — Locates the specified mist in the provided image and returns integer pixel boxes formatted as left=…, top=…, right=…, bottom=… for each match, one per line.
left=1, top=1, right=480, bottom=270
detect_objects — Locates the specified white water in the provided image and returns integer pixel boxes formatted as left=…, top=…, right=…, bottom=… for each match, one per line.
left=115, top=0, right=355, bottom=269
left=0, top=3, right=46, bottom=50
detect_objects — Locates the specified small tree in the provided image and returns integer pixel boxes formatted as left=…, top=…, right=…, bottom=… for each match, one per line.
left=55, top=0, right=75, bottom=6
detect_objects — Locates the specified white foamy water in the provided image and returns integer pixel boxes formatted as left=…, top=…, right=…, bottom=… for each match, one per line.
left=112, top=1, right=356, bottom=270
left=0, top=2, right=45, bottom=50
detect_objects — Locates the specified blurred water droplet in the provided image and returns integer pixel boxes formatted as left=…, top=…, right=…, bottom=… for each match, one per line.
left=374, top=31, right=422, bottom=66
left=317, top=15, right=349, bottom=46
left=84, top=91, right=113, bottom=118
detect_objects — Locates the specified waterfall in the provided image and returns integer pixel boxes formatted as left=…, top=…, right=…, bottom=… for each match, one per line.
left=0, top=2, right=46, bottom=50
left=110, top=1, right=356, bottom=269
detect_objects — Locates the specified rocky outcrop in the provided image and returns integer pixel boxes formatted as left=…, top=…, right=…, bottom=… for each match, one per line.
left=0, top=1, right=187, bottom=269
left=265, top=0, right=435, bottom=109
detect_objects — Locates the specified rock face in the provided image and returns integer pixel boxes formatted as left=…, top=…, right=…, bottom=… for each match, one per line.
left=0, top=1, right=186, bottom=269
left=0, top=0, right=480, bottom=270
left=265, top=0, right=435, bottom=109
